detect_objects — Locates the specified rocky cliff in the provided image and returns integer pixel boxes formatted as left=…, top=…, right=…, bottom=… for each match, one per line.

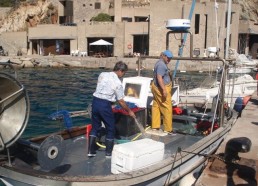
left=238, top=0, right=258, bottom=21
left=0, top=0, right=58, bottom=34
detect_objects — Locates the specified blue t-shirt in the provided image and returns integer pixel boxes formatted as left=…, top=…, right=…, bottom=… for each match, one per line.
left=153, top=59, right=171, bottom=87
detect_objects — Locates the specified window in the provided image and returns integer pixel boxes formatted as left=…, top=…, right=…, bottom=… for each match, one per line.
left=225, top=12, right=233, bottom=27
left=195, top=14, right=200, bottom=34
left=95, top=2, right=101, bottom=9
left=122, top=17, right=132, bottom=22
left=135, top=16, right=148, bottom=22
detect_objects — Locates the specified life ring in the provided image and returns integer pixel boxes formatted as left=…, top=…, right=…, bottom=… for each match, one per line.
left=127, top=44, right=132, bottom=49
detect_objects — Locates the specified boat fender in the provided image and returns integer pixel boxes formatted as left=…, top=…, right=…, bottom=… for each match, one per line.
left=233, top=97, right=243, bottom=113
left=243, top=96, right=251, bottom=106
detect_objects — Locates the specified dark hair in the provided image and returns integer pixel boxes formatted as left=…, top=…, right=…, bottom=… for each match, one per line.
left=113, top=61, right=128, bottom=72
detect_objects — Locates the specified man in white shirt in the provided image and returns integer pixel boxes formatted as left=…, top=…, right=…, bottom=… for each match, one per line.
left=88, top=61, right=136, bottom=158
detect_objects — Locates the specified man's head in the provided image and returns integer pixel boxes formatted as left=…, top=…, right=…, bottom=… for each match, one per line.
left=113, top=61, right=128, bottom=77
left=162, top=50, right=173, bottom=63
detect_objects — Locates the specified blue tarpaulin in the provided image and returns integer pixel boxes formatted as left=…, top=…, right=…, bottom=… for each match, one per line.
left=49, top=110, right=73, bottom=129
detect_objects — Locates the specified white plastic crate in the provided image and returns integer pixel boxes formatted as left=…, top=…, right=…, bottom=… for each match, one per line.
left=111, top=138, right=164, bottom=174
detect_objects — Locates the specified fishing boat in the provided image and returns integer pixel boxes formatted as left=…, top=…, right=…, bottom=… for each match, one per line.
left=0, top=25, right=239, bottom=186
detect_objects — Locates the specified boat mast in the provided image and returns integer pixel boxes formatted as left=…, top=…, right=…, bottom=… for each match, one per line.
left=172, top=0, right=196, bottom=78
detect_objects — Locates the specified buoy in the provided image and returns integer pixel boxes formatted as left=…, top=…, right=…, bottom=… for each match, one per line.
left=243, top=96, right=251, bottom=106
left=233, top=97, right=243, bottom=113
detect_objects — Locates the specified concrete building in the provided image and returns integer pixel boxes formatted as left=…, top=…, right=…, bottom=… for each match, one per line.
left=1, top=0, right=258, bottom=59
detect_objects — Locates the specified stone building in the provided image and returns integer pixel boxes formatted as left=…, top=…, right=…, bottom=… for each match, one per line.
left=1, top=0, right=258, bottom=58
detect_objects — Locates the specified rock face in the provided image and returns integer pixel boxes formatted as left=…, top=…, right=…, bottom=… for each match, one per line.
left=238, top=0, right=258, bottom=22
left=0, top=0, right=59, bottom=34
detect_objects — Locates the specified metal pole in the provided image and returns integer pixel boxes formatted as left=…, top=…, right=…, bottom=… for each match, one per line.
left=225, top=0, right=232, bottom=59
left=147, top=15, right=150, bottom=55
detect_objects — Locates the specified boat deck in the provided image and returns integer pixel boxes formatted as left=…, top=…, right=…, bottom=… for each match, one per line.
left=7, top=131, right=203, bottom=177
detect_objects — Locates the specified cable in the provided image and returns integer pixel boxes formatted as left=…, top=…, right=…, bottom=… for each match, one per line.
left=95, top=126, right=151, bottom=148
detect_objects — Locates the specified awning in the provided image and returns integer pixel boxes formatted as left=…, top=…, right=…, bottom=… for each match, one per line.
left=89, top=39, right=113, bottom=45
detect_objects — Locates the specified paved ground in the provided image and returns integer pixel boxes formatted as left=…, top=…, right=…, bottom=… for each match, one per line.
left=196, top=91, right=258, bottom=186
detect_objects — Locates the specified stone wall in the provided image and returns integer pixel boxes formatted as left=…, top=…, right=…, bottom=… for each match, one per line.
left=0, top=31, right=27, bottom=56
left=0, top=55, right=222, bottom=72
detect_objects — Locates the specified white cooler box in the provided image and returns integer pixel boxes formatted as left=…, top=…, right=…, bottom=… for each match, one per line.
left=111, top=138, right=164, bottom=174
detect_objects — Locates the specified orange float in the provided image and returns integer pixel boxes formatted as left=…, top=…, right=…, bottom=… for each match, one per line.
left=243, top=96, right=251, bottom=106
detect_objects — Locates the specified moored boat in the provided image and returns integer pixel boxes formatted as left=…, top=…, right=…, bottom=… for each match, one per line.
left=180, top=74, right=257, bottom=107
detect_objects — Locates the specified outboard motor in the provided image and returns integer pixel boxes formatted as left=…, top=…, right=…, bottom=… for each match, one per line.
left=224, top=137, right=252, bottom=163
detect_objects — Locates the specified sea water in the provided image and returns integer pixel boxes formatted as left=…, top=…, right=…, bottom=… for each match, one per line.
left=1, top=67, right=209, bottom=138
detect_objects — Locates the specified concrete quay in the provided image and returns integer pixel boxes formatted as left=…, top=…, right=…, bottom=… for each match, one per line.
left=196, top=91, right=258, bottom=186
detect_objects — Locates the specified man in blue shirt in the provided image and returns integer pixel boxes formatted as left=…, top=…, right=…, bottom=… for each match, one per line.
left=88, top=61, right=136, bottom=158
left=152, top=50, right=175, bottom=135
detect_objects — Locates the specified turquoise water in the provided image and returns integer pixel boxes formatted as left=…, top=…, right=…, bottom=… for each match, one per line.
left=2, top=67, right=210, bottom=138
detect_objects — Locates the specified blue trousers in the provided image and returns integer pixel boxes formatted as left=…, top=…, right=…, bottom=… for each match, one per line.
left=90, top=97, right=115, bottom=140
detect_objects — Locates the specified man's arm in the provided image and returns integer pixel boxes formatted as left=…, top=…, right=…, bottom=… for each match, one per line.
left=117, top=99, right=136, bottom=118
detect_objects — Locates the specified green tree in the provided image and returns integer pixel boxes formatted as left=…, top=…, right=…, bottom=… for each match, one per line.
left=91, top=13, right=112, bottom=22
left=0, top=0, right=13, bottom=7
